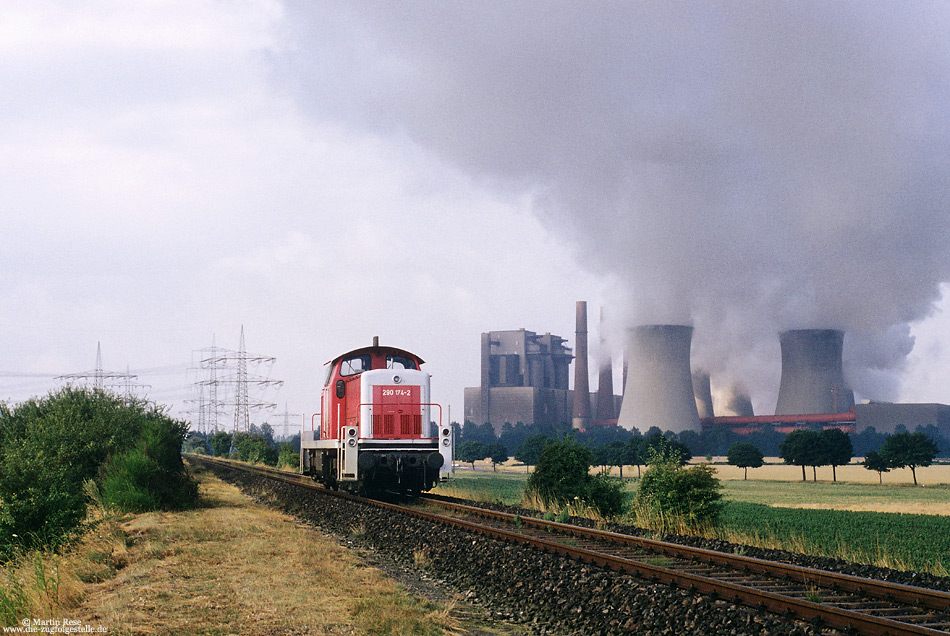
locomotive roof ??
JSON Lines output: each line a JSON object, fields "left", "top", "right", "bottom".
{"left": 326, "top": 344, "right": 425, "bottom": 366}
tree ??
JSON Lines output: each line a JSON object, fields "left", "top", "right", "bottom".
{"left": 862, "top": 450, "right": 891, "bottom": 484}
{"left": 780, "top": 429, "right": 821, "bottom": 481}
{"left": 628, "top": 436, "right": 648, "bottom": 477}
{"left": 726, "top": 442, "right": 763, "bottom": 480}
{"left": 514, "top": 434, "right": 554, "bottom": 471}
{"left": 487, "top": 443, "right": 509, "bottom": 471}
{"left": 880, "top": 431, "right": 938, "bottom": 485}
{"left": 644, "top": 431, "right": 692, "bottom": 466}
{"left": 209, "top": 430, "right": 232, "bottom": 457}
{"left": 457, "top": 440, "right": 488, "bottom": 469}
{"left": 591, "top": 440, "right": 628, "bottom": 477}
{"left": 819, "top": 428, "right": 853, "bottom": 482}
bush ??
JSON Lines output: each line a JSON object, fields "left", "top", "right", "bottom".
{"left": 0, "top": 388, "right": 145, "bottom": 554}
{"left": 277, "top": 443, "right": 299, "bottom": 471}
{"left": 0, "top": 387, "right": 197, "bottom": 555}
{"left": 99, "top": 417, "right": 198, "bottom": 513}
{"left": 634, "top": 448, "right": 723, "bottom": 530}
{"left": 232, "top": 432, "right": 279, "bottom": 466}
{"left": 525, "top": 438, "right": 626, "bottom": 518}
{"left": 208, "top": 431, "right": 232, "bottom": 457}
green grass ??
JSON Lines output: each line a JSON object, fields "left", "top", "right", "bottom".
{"left": 719, "top": 501, "right": 950, "bottom": 575}
{"left": 434, "top": 470, "right": 527, "bottom": 504}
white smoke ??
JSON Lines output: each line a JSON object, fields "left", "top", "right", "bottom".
{"left": 277, "top": 1, "right": 950, "bottom": 407}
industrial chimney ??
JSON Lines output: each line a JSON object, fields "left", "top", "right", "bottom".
{"left": 774, "top": 329, "right": 855, "bottom": 415}
{"left": 617, "top": 325, "right": 700, "bottom": 434}
{"left": 692, "top": 370, "right": 714, "bottom": 419}
{"left": 572, "top": 301, "right": 592, "bottom": 429}
{"left": 596, "top": 307, "right": 616, "bottom": 420}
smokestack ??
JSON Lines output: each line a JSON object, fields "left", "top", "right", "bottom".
{"left": 479, "top": 332, "right": 491, "bottom": 425}
{"left": 572, "top": 301, "right": 592, "bottom": 429}
{"left": 774, "top": 329, "right": 855, "bottom": 415}
{"left": 692, "top": 370, "right": 714, "bottom": 419}
{"left": 595, "top": 307, "right": 616, "bottom": 420}
{"left": 722, "top": 385, "right": 755, "bottom": 417}
{"left": 618, "top": 325, "right": 700, "bottom": 434}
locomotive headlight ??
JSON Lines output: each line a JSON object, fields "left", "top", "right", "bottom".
{"left": 393, "top": 375, "right": 402, "bottom": 384}
{"left": 442, "top": 438, "right": 450, "bottom": 446}
{"left": 348, "top": 438, "right": 356, "bottom": 447}
{"left": 441, "top": 428, "right": 450, "bottom": 437}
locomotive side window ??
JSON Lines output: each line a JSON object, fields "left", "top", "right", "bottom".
{"left": 340, "top": 354, "right": 371, "bottom": 376}
{"left": 386, "top": 355, "right": 417, "bottom": 370}
{"left": 322, "top": 363, "right": 333, "bottom": 386}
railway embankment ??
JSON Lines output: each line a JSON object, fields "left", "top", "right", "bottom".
{"left": 203, "top": 459, "right": 820, "bottom": 636}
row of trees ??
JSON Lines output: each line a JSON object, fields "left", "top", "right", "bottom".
{"left": 461, "top": 417, "right": 950, "bottom": 461}
{"left": 777, "top": 428, "right": 939, "bottom": 484}
{"left": 457, "top": 429, "right": 693, "bottom": 477}
{"left": 461, "top": 418, "right": 944, "bottom": 478}
{"left": 186, "top": 425, "right": 299, "bottom": 470}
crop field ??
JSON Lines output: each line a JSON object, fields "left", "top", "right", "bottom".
{"left": 721, "top": 502, "right": 950, "bottom": 575}
{"left": 439, "top": 462, "right": 950, "bottom": 575}
{"left": 707, "top": 459, "right": 950, "bottom": 487}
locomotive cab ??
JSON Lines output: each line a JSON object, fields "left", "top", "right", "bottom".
{"left": 301, "top": 339, "right": 453, "bottom": 494}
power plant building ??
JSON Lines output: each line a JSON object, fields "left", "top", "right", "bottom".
{"left": 464, "top": 329, "right": 574, "bottom": 431}
{"left": 464, "top": 316, "right": 622, "bottom": 432}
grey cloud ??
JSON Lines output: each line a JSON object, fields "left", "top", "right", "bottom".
{"left": 280, "top": 1, "right": 950, "bottom": 403}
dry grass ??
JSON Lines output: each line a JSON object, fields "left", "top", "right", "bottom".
{"left": 706, "top": 459, "right": 950, "bottom": 486}
{"left": 69, "top": 464, "right": 457, "bottom": 635}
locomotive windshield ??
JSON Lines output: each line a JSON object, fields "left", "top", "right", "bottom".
{"left": 386, "top": 355, "right": 417, "bottom": 370}
{"left": 340, "top": 354, "right": 371, "bottom": 376}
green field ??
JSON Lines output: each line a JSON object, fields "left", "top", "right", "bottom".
{"left": 721, "top": 502, "right": 950, "bottom": 575}
{"left": 436, "top": 468, "right": 950, "bottom": 575}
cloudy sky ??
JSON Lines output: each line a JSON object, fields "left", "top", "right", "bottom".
{"left": 3, "top": 1, "right": 950, "bottom": 432}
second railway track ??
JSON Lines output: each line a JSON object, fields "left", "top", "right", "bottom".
{"left": 194, "top": 456, "right": 950, "bottom": 636}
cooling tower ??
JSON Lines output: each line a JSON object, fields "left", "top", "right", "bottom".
{"left": 774, "top": 329, "right": 855, "bottom": 415}
{"left": 617, "top": 325, "right": 700, "bottom": 434}
{"left": 692, "top": 370, "right": 714, "bottom": 418}
{"left": 596, "top": 307, "right": 616, "bottom": 420}
{"left": 572, "top": 301, "right": 592, "bottom": 429}
{"left": 722, "top": 385, "right": 755, "bottom": 417}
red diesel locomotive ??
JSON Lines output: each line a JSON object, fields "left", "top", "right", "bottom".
{"left": 300, "top": 338, "right": 453, "bottom": 493}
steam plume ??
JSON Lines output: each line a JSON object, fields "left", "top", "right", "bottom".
{"left": 281, "top": 2, "right": 950, "bottom": 406}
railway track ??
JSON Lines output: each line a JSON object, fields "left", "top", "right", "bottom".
{"left": 193, "top": 456, "right": 950, "bottom": 635}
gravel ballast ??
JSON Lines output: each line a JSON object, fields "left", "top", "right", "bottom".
{"left": 202, "top": 461, "right": 830, "bottom": 636}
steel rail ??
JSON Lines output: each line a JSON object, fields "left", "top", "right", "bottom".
{"left": 193, "top": 457, "right": 950, "bottom": 636}
{"left": 421, "top": 495, "right": 950, "bottom": 613}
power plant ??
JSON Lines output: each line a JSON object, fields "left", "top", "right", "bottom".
{"left": 465, "top": 303, "right": 949, "bottom": 439}
{"left": 595, "top": 308, "right": 617, "bottom": 422}
{"left": 774, "top": 329, "right": 855, "bottom": 415}
{"left": 692, "top": 370, "right": 714, "bottom": 419}
{"left": 572, "top": 301, "right": 592, "bottom": 430}
{"left": 617, "top": 325, "right": 701, "bottom": 434}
